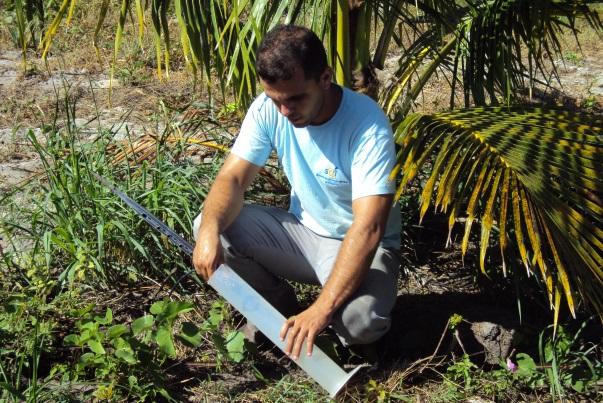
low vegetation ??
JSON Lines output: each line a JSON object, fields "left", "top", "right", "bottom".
{"left": 1, "top": 0, "right": 602, "bottom": 401}
{"left": 0, "top": 93, "right": 599, "bottom": 401}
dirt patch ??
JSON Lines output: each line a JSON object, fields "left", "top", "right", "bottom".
{"left": 0, "top": 47, "right": 200, "bottom": 194}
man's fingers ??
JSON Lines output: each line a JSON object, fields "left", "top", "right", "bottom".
{"left": 291, "top": 328, "right": 307, "bottom": 360}
{"left": 279, "top": 316, "right": 295, "bottom": 340}
{"left": 280, "top": 310, "right": 326, "bottom": 360}
{"left": 193, "top": 255, "right": 221, "bottom": 281}
{"left": 284, "top": 324, "right": 301, "bottom": 356}
{"left": 306, "top": 330, "right": 316, "bottom": 357}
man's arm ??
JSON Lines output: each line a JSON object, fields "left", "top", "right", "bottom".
{"left": 279, "top": 193, "right": 393, "bottom": 359}
{"left": 192, "top": 154, "right": 262, "bottom": 280}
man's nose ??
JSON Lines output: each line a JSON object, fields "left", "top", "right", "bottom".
{"left": 279, "top": 103, "right": 293, "bottom": 117}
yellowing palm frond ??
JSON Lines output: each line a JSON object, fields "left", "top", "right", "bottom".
{"left": 394, "top": 106, "right": 603, "bottom": 318}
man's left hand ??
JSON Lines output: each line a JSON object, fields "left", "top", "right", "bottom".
{"left": 279, "top": 303, "right": 332, "bottom": 360}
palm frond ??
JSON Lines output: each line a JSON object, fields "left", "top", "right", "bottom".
{"left": 383, "top": 0, "right": 602, "bottom": 117}
{"left": 394, "top": 106, "right": 603, "bottom": 319}
{"left": 459, "top": 0, "right": 602, "bottom": 106}
{"left": 39, "top": 0, "right": 74, "bottom": 59}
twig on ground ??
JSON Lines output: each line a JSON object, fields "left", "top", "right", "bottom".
{"left": 420, "top": 318, "right": 451, "bottom": 373}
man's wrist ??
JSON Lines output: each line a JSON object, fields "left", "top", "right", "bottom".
{"left": 199, "top": 220, "right": 221, "bottom": 237}
{"left": 313, "top": 293, "right": 340, "bottom": 317}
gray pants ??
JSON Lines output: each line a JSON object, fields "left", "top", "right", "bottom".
{"left": 193, "top": 204, "right": 400, "bottom": 345}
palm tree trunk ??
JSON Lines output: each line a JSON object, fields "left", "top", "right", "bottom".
{"left": 349, "top": 1, "right": 378, "bottom": 97}
{"left": 335, "top": 0, "right": 351, "bottom": 87}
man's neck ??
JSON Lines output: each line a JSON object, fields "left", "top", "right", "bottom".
{"left": 311, "top": 84, "right": 342, "bottom": 126}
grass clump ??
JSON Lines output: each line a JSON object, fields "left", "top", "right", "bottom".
{"left": 0, "top": 102, "right": 238, "bottom": 400}
{"left": 2, "top": 118, "right": 210, "bottom": 290}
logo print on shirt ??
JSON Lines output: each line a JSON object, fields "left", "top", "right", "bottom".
{"left": 324, "top": 168, "right": 337, "bottom": 179}
{"left": 316, "top": 166, "right": 348, "bottom": 186}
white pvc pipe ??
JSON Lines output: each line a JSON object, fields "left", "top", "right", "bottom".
{"left": 208, "top": 264, "right": 361, "bottom": 398}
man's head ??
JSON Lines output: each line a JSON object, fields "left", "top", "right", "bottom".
{"left": 256, "top": 25, "right": 327, "bottom": 83}
{"left": 256, "top": 25, "right": 334, "bottom": 127}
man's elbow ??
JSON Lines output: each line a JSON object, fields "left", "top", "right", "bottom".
{"left": 354, "top": 220, "right": 387, "bottom": 245}
{"left": 213, "top": 171, "right": 246, "bottom": 194}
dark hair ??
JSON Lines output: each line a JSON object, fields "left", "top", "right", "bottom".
{"left": 256, "top": 25, "right": 328, "bottom": 83}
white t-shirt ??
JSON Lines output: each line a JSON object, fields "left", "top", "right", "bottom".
{"left": 231, "top": 86, "right": 401, "bottom": 248}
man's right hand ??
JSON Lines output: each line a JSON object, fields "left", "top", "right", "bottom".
{"left": 192, "top": 230, "right": 224, "bottom": 281}
{"left": 191, "top": 155, "right": 262, "bottom": 280}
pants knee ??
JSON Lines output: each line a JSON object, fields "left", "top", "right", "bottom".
{"left": 335, "top": 296, "right": 392, "bottom": 345}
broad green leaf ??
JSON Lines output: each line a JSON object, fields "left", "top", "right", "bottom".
{"left": 115, "top": 348, "right": 137, "bottom": 364}
{"left": 225, "top": 330, "right": 246, "bottom": 363}
{"left": 572, "top": 380, "right": 584, "bottom": 393}
{"left": 151, "top": 300, "right": 194, "bottom": 323}
{"left": 79, "top": 352, "right": 96, "bottom": 364}
{"left": 87, "top": 339, "right": 106, "bottom": 355}
{"left": 515, "top": 353, "right": 538, "bottom": 378}
{"left": 63, "top": 334, "right": 80, "bottom": 346}
{"left": 155, "top": 325, "right": 176, "bottom": 357}
{"left": 107, "top": 324, "right": 129, "bottom": 339}
{"left": 178, "top": 322, "right": 203, "bottom": 348}
{"left": 95, "top": 308, "right": 113, "bottom": 325}
{"left": 150, "top": 300, "right": 167, "bottom": 315}
{"left": 132, "top": 315, "right": 154, "bottom": 336}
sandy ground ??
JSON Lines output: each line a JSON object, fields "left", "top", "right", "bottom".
{"left": 2, "top": 36, "right": 601, "bottom": 190}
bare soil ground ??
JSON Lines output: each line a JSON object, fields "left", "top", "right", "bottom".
{"left": 1, "top": 16, "right": 602, "bottom": 401}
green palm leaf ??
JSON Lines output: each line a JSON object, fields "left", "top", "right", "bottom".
{"left": 394, "top": 106, "right": 603, "bottom": 320}
{"left": 460, "top": 0, "right": 603, "bottom": 106}
{"left": 383, "top": 0, "right": 602, "bottom": 118}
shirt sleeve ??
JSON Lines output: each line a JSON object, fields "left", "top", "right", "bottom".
{"left": 350, "top": 113, "right": 397, "bottom": 200}
{"left": 230, "top": 99, "right": 273, "bottom": 167}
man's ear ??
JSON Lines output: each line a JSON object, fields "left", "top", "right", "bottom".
{"left": 319, "top": 68, "right": 333, "bottom": 89}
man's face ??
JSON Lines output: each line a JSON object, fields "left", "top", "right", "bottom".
{"left": 260, "top": 66, "right": 332, "bottom": 128}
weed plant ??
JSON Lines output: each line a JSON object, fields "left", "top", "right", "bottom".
{"left": 1, "top": 116, "right": 210, "bottom": 291}
{"left": 0, "top": 93, "right": 235, "bottom": 400}
{"left": 431, "top": 318, "right": 603, "bottom": 402}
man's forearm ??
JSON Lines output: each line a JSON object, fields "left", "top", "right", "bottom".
{"left": 199, "top": 174, "right": 246, "bottom": 235}
{"left": 193, "top": 155, "right": 261, "bottom": 280}
{"left": 313, "top": 221, "right": 383, "bottom": 315}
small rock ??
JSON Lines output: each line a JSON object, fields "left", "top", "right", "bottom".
{"left": 0, "top": 50, "right": 23, "bottom": 62}
{"left": 591, "top": 77, "right": 603, "bottom": 96}
{"left": 561, "top": 65, "right": 578, "bottom": 73}
{"left": 91, "top": 78, "right": 116, "bottom": 89}
{"left": 73, "top": 118, "right": 90, "bottom": 128}
{"left": 470, "top": 321, "right": 515, "bottom": 364}
{"left": 590, "top": 88, "right": 603, "bottom": 96}
{"left": 0, "top": 158, "right": 43, "bottom": 189}
{"left": 467, "top": 398, "right": 494, "bottom": 403}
